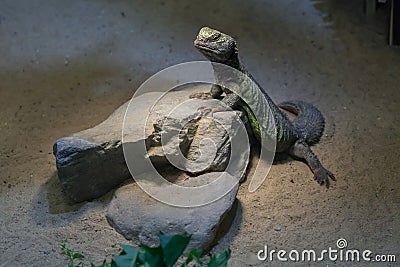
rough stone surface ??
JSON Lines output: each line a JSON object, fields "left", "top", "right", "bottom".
{"left": 184, "top": 111, "right": 250, "bottom": 181}
{"left": 106, "top": 172, "right": 239, "bottom": 252}
{"left": 53, "top": 95, "right": 155, "bottom": 203}
{"left": 53, "top": 137, "right": 129, "bottom": 203}
{"left": 148, "top": 99, "right": 250, "bottom": 180}
{"left": 53, "top": 85, "right": 250, "bottom": 203}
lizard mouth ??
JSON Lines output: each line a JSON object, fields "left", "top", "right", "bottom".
{"left": 194, "top": 39, "right": 223, "bottom": 55}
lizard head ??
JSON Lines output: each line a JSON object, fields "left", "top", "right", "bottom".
{"left": 194, "top": 27, "right": 238, "bottom": 63}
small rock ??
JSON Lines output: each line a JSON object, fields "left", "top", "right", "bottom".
{"left": 274, "top": 225, "right": 281, "bottom": 232}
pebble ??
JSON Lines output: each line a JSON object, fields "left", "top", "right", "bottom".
{"left": 274, "top": 225, "right": 281, "bottom": 231}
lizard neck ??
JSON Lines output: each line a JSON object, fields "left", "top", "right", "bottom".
{"left": 225, "top": 56, "right": 240, "bottom": 70}
{"left": 235, "top": 60, "right": 298, "bottom": 151}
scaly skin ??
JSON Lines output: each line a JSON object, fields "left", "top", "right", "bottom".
{"left": 191, "top": 27, "right": 335, "bottom": 187}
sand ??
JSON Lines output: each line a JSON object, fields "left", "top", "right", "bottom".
{"left": 0, "top": 0, "right": 399, "bottom": 266}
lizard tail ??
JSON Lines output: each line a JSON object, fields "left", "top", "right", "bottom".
{"left": 278, "top": 100, "right": 325, "bottom": 145}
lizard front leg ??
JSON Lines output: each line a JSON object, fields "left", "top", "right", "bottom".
{"left": 288, "top": 140, "right": 335, "bottom": 187}
{"left": 190, "top": 84, "right": 224, "bottom": 99}
{"left": 221, "top": 92, "right": 242, "bottom": 109}
{"left": 197, "top": 92, "right": 242, "bottom": 115}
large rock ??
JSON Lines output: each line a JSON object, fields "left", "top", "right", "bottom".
{"left": 53, "top": 101, "right": 131, "bottom": 204}
{"left": 106, "top": 172, "right": 239, "bottom": 252}
{"left": 53, "top": 84, "right": 250, "bottom": 203}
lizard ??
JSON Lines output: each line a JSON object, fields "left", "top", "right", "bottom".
{"left": 190, "top": 26, "right": 335, "bottom": 187}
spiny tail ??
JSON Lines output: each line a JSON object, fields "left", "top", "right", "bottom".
{"left": 278, "top": 100, "right": 325, "bottom": 145}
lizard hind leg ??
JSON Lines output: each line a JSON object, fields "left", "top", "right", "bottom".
{"left": 279, "top": 100, "right": 325, "bottom": 145}
{"left": 288, "top": 140, "right": 335, "bottom": 188}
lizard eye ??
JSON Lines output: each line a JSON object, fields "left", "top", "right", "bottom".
{"left": 210, "top": 32, "right": 221, "bottom": 41}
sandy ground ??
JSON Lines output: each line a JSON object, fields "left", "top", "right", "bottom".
{"left": 0, "top": 0, "right": 399, "bottom": 266}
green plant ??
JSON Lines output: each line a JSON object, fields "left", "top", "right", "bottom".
{"left": 61, "top": 232, "right": 230, "bottom": 267}
{"left": 60, "top": 243, "right": 86, "bottom": 267}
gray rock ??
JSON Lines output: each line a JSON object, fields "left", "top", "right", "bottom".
{"left": 53, "top": 94, "right": 157, "bottom": 203}
{"left": 106, "top": 172, "right": 239, "bottom": 252}
{"left": 184, "top": 111, "right": 250, "bottom": 182}
{"left": 148, "top": 99, "right": 250, "bottom": 181}
{"left": 53, "top": 84, "right": 250, "bottom": 203}
{"left": 53, "top": 137, "right": 129, "bottom": 203}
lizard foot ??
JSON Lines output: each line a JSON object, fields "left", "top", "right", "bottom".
{"left": 197, "top": 106, "right": 229, "bottom": 117}
{"left": 197, "top": 106, "right": 213, "bottom": 116}
{"left": 314, "top": 167, "right": 335, "bottom": 188}
{"left": 189, "top": 92, "right": 212, "bottom": 99}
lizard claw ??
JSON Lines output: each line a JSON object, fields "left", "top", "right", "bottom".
{"left": 197, "top": 106, "right": 229, "bottom": 117}
{"left": 313, "top": 167, "right": 335, "bottom": 188}
{"left": 190, "top": 92, "right": 212, "bottom": 99}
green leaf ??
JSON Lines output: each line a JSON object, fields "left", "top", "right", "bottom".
{"left": 73, "top": 252, "right": 85, "bottom": 259}
{"left": 140, "top": 244, "right": 165, "bottom": 267}
{"left": 181, "top": 248, "right": 203, "bottom": 267}
{"left": 159, "top": 232, "right": 191, "bottom": 267}
{"left": 207, "top": 249, "right": 231, "bottom": 267}
{"left": 62, "top": 246, "right": 72, "bottom": 257}
{"left": 60, "top": 234, "right": 230, "bottom": 267}
{"left": 119, "top": 244, "right": 140, "bottom": 257}
{"left": 112, "top": 244, "right": 139, "bottom": 267}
